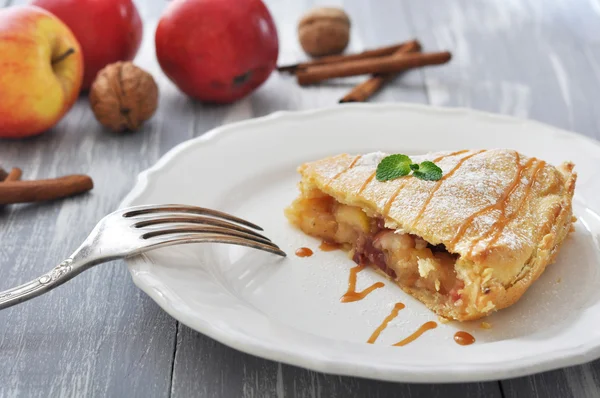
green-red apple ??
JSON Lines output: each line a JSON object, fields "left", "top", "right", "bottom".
{"left": 0, "top": 5, "right": 83, "bottom": 139}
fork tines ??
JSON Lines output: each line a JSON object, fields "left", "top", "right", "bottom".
{"left": 124, "top": 204, "right": 286, "bottom": 257}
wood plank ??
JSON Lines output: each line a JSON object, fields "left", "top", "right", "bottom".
{"left": 401, "top": 0, "right": 600, "bottom": 140}
{"left": 400, "top": 0, "right": 600, "bottom": 397}
{"left": 172, "top": 324, "right": 503, "bottom": 398}
{"left": 0, "top": 1, "right": 178, "bottom": 397}
{"left": 169, "top": 0, "right": 501, "bottom": 397}
{"left": 503, "top": 366, "right": 600, "bottom": 398}
{"left": 0, "top": 101, "right": 177, "bottom": 398}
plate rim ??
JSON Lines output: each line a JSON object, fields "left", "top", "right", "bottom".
{"left": 119, "top": 102, "right": 600, "bottom": 383}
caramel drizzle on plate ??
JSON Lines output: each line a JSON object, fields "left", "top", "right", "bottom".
{"left": 454, "top": 331, "right": 476, "bottom": 346}
{"left": 368, "top": 304, "right": 438, "bottom": 346}
{"left": 393, "top": 321, "right": 438, "bottom": 346}
{"left": 367, "top": 303, "right": 405, "bottom": 343}
{"left": 340, "top": 264, "right": 384, "bottom": 303}
{"left": 295, "top": 247, "right": 314, "bottom": 257}
{"left": 412, "top": 150, "right": 487, "bottom": 227}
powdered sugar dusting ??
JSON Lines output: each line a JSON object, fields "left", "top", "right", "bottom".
{"left": 411, "top": 150, "right": 528, "bottom": 250}
{"left": 316, "top": 155, "right": 355, "bottom": 180}
{"left": 355, "top": 151, "right": 387, "bottom": 168}
{"left": 319, "top": 148, "right": 549, "bottom": 261}
{"left": 353, "top": 151, "right": 457, "bottom": 169}
{"left": 320, "top": 164, "right": 348, "bottom": 180}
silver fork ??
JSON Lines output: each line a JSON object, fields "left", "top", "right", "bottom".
{"left": 0, "top": 204, "right": 286, "bottom": 310}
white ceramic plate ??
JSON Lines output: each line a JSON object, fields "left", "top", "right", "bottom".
{"left": 120, "top": 103, "right": 600, "bottom": 383}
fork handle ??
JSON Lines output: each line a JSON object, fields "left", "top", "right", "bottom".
{"left": 0, "top": 258, "right": 84, "bottom": 310}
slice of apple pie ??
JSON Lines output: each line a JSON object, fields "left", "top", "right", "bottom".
{"left": 285, "top": 149, "right": 576, "bottom": 321}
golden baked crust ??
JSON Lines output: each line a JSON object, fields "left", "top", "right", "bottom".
{"left": 287, "top": 149, "right": 576, "bottom": 321}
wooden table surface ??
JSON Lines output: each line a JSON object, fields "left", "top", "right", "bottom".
{"left": 2, "top": 0, "right": 600, "bottom": 396}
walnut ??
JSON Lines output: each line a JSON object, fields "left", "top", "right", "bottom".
{"left": 89, "top": 62, "right": 159, "bottom": 133}
{"left": 298, "top": 7, "right": 350, "bottom": 57}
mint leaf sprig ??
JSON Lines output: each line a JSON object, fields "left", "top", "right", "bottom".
{"left": 376, "top": 154, "right": 443, "bottom": 182}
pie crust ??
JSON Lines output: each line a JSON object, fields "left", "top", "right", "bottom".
{"left": 285, "top": 149, "right": 576, "bottom": 321}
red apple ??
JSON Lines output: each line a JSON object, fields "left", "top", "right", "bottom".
{"left": 155, "top": 0, "right": 279, "bottom": 104}
{"left": 0, "top": 6, "right": 83, "bottom": 139}
{"left": 32, "top": 0, "right": 143, "bottom": 90}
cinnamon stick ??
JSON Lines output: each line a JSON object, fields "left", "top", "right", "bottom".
{"left": 5, "top": 168, "right": 22, "bottom": 182}
{"left": 0, "top": 175, "right": 94, "bottom": 205}
{"left": 339, "top": 41, "right": 421, "bottom": 103}
{"left": 296, "top": 51, "right": 452, "bottom": 86}
{"left": 278, "top": 40, "right": 420, "bottom": 74}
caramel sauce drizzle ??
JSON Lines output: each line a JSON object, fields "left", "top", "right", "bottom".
{"left": 484, "top": 160, "right": 546, "bottom": 250}
{"left": 358, "top": 171, "right": 376, "bottom": 194}
{"left": 348, "top": 154, "right": 362, "bottom": 168}
{"left": 295, "top": 247, "right": 314, "bottom": 257}
{"left": 412, "top": 150, "right": 487, "bottom": 227}
{"left": 383, "top": 179, "right": 409, "bottom": 216}
{"left": 340, "top": 264, "right": 385, "bottom": 303}
{"left": 433, "top": 149, "right": 469, "bottom": 163}
{"left": 368, "top": 305, "right": 437, "bottom": 347}
{"left": 393, "top": 321, "right": 438, "bottom": 346}
{"left": 454, "top": 331, "right": 475, "bottom": 346}
{"left": 383, "top": 150, "right": 470, "bottom": 216}
{"left": 329, "top": 155, "right": 362, "bottom": 184}
{"left": 449, "top": 152, "right": 534, "bottom": 251}
{"left": 463, "top": 156, "right": 538, "bottom": 255}
{"left": 367, "top": 303, "right": 405, "bottom": 343}
{"left": 357, "top": 150, "right": 468, "bottom": 200}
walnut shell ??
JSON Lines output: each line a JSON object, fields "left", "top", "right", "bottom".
{"left": 298, "top": 7, "right": 351, "bottom": 57}
{"left": 89, "top": 62, "right": 159, "bottom": 133}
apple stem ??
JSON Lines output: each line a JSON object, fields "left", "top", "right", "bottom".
{"left": 52, "top": 48, "right": 75, "bottom": 65}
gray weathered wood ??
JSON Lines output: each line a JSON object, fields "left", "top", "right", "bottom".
{"left": 401, "top": 0, "right": 600, "bottom": 141}
{"left": 503, "top": 367, "right": 600, "bottom": 398}
{"left": 400, "top": 0, "right": 600, "bottom": 397}
{"left": 2, "top": 0, "right": 600, "bottom": 396}
{"left": 0, "top": 1, "right": 178, "bottom": 397}
{"left": 172, "top": 324, "right": 502, "bottom": 398}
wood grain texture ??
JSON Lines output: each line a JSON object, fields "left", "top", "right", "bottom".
{"left": 400, "top": 0, "right": 600, "bottom": 397}
{"left": 401, "top": 0, "right": 600, "bottom": 141}
{"left": 172, "top": 324, "right": 502, "bottom": 398}
{"left": 1, "top": 0, "right": 600, "bottom": 397}
{"left": 0, "top": 1, "right": 178, "bottom": 397}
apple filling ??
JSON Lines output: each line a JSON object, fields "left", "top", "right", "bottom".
{"left": 285, "top": 189, "right": 465, "bottom": 306}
